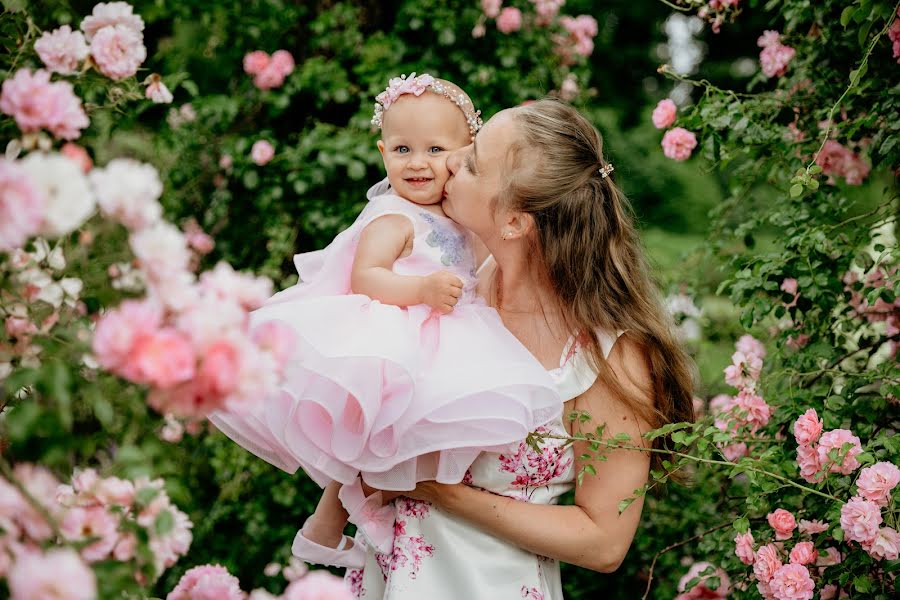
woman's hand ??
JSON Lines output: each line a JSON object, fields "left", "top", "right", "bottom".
{"left": 360, "top": 479, "right": 458, "bottom": 506}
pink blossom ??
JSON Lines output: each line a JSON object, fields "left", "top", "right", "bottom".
{"left": 81, "top": 2, "right": 145, "bottom": 41}
{"left": 496, "top": 7, "right": 523, "bottom": 34}
{"left": 113, "top": 532, "right": 137, "bottom": 561}
{"left": 890, "top": 17, "right": 900, "bottom": 63}
{"left": 196, "top": 339, "right": 242, "bottom": 398}
{"left": 199, "top": 262, "right": 273, "bottom": 310}
{"left": 184, "top": 219, "right": 215, "bottom": 254}
{"left": 243, "top": 51, "right": 270, "bottom": 75}
{"left": 130, "top": 221, "right": 192, "bottom": 284}
{"left": 840, "top": 496, "right": 882, "bottom": 544}
{"left": 6, "top": 548, "right": 96, "bottom": 600}
{"left": 532, "top": 0, "right": 564, "bottom": 23}
{"left": 797, "top": 519, "right": 828, "bottom": 535}
{"left": 796, "top": 444, "right": 821, "bottom": 483}
{"left": 792, "top": 409, "right": 822, "bottom": 446}
{"left": 251, "top": 140, "right": 275, "bottom": 165}
{"left": 0, "top": 159, "right": 44, "bottom": 251}
{"left": 768, "top": 563, "right": 814, "bottom": 600}
{"left": 819, "top": 585, "right": 838, "bottom": 600}
{"left": 721, "top": 442, "right": 748, "bottom": 462}
{"left": 35, "top": 25, "right": 89, "bottom": 75}
{"left": 61, "top": 142, "right": 93, "bottom": 173}
{"left": 675, "top": 561, "right": 730, "bottom": 599}
{"left": 856, "top": 462, "right": 900, "bottom": 507}
{"left": 90, "top": 24, "right": 147, "bottom": 80}
{"left": 767, "top": 508, "right": 797, "bottom": 541}
{"left": 780, "top": 278, "right": 798, "bottom": 296}
{"left": 130, "top": 327, "right": 196, "bottom": 388}
{"left": 788, "top": 541, "right": 818, "bottom": 566}
{"left": 0, "top": 464, "right": 60, "bottom": 542}
{"left": 709, "top": 394, "right": 732, "bottom": 415}
{"left": 759, "top": 42, "right": 796, "bottom": 78}
{"left": 5, "top": 316, "right": 36, "bottom": 339}
{"left": 816, "top": 547, "right": 841, "bottom": 566}
{"left": 0, "top": 69, "right": 89, "bottom": 139}
{"left": 753, "top": 543, "right": 782, "bottom": 583}
{"left": 652, "top": 99, "right": 677, "bottom": 129}
{"left": 733, "top": 389, "right": 770, "bottom": 431}
{"left": 785, "top": 332, "right": 810, "bottom": 349}
{"left": 816, "top": 429, "right": 862, "bottom": 475}
{"left": 815, "top": 140, "right": 870, "bottom": 186}
{"left": 253, "top": 63, "right": 288, "bottom": 90}
{"left": 96, "top": 476, "right": 135, "bottom": 507}
{"left": 60, "top": 506, "right": 119, "bottom": 562}
{"left": 92, "top": 299, "right": 163, "bottom": 373}
{"left": 736, "top": 334, "right": 766, "bottom": 359}
{"left": 471, "top": 23, "right": 487, "bottom": 38}
{"left": 282, "top": 570, "right": 354, "bottom": 600}
{"left": 271, "top": 50, "right": 295, "bottom": 76}
{"left": 661, "top": 127, "right": 698, "bottom": 161}
{"left": 865, "top": 526, "right": 899, "bottom": 561}
{"left": 757, "top": 30, "right": 781, "bottom": 48}
{"left": 481, "top": 0, "right": 502, "bottom": 19}
{"left": 90, "top": 157, "right": 163, "bottom": 230}
{"left": 167, "top": 564, "right": 245, "bottom": 600}
{"left": 734, "top": 530, "right": 755, "bottom": 565}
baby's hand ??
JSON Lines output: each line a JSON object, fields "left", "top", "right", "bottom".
{"left": 419, "top": 271, "right": 464, "bottom": 314}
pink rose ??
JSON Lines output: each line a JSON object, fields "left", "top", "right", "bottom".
{"left": 780, "top": 277, "right": 798, "bottom": 296}
{"left": 734, "top": 530, "right": 755, "bottom": 565}
{"left": 146, "top": 74, "right": 174, "bottom": 104}
{"left": 840, "top": 495, "right": 882, "bottom": 544}
{"left": 0, "top": 69, "right": 89, "bottom": 140}
{"left": 675, "top": 561, "right": 730, "bottom": 599}
{"left": 90, "top": 24, "right": 147, "bottom": 80}
{"left": 130, "top": 327, "right": 196, "bottom": 388}
{"left": 797, "top": 519, "right": 828, "bottom": 535}
{"left": 721, "top": 442, "right": 748, "bottom": 462}
{"left": 816, "top": 547, "right": 841, "bottom": 567}
{"left": 0, "top": 159, "right": 44, "bottom": 252}
{"left": 251, "top": 140, "right": 275, "bottom": 165}
{"left": 736, "top": 334, "right": 766, "bottom": 359}
{"left": 709, "top": 394, "right": 732, "bottom": 415}
{"left": 753, "top": 543, "right": 782, "bottom": 583}
{"left": 7, "top": 548, "right": 96, "bottom": 600}
{"left": 481, "top": 0, "right": 502, "bottom": 19}
{"left": 767, "top": 508, "right": 797, "bottom": 541}
{"left": 113, "top": 532, "right": 137, "bottom": 561}
{"left": 792, "top": 408, "right": 822, "bottom": 446}
{"left": 856, "top": 461, "right": 900, "bottom": 507}
{"left": 865, "top": 526, "right": 899, "bottom": 561}
{"left": 35, "top": 25, "right": 89, "bottom": 75}
{"left": 92, "top": 299, "right": 163, "bottom": 373}
{"left": 757, "top": 30, "right": 781, "bottom": 48}
{"left": 768, "top": 563, "right": 814, "bottom": 600}
{"left": 496, "top": 7, "right": 523, "bottom": 34}
{"left": 759, "top": 42, "right": 796, "bottom": 78}
{"left": 61, "top": 142, "right": 93, "bottom": 173}
{"left": 167, "top": 564, "right": 245, "bottom": 600}
{"left": 788, "top": 541, "right": 818, "bottom": 565}
{"left": 661, "top": 127, "right": 698, "bottom": 161}
{"left": 652, "top": 99, "right": 677, "bottom": 129}
{"left": 796, "top": 444, "right": 821, "bottom": 483}
{"left": 271, "top": 50, "right": 295, "bottom": 76}
{"left": 243, "top": 51, "right": 270, "bottom": 75}
{"left": 815, "top": 140, "right": 870, "bottom": 186}
{"left": 253, "top": 63, "right": 287, "bottom": 90}
{"left": 282, "top": 570, "right": 354, "bottom": 600}
{"left": 60, "top": 506, "right": 119, "bottom": 562}
{"left": 559, "top": 15, "right": 598, "bottom": 56}
{"left": 733, "top": 389, "right": 770, "bottom": 431}
{"left": 80, "top": 2, "right": 145, "bottom": 41}
{"left": 196, "top": 339, "right": 241, "bottom": 398}
{"left": 96, "top": 476, "right": 135, "bottom": 507}
{"left": 816, "top": 429, "right": 862, "bottom": 475}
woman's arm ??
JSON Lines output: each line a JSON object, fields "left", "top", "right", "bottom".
{"left": 405, "top": 336, "right": 654, "bottom": 573}
{"left": 350, "top": 215, "right": 463, "bottom": 313}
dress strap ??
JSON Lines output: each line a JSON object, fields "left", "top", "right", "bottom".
{"left": 475, "top": 254, "right": 495, "bottom": 276}
{"left": 551, "top": 329, "right": 624, "bottom": 401}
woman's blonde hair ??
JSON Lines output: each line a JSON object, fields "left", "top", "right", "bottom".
{"left": 501, "top": 99, "right": 696, "bottom": 473}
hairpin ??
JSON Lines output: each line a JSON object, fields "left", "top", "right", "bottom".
{"left": 598, "top": 163, "right": 614, "bottom": 179}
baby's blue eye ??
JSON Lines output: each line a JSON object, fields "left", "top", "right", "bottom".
{"left": 394, "top": 146, "right": 410, "bottom": 154}
{"left": 429, "top": 146, "right": 444, "bottom": 153}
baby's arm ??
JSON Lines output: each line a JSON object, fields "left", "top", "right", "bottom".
{"left": 351, "top": 215, "right": 463, "bottom": 313}
{"left": 302, "top": 481, "right": 349, "bottom": 548}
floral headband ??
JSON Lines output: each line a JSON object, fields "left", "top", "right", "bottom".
{"left": 371, "top": 72, "right": 484, "bottom": 140}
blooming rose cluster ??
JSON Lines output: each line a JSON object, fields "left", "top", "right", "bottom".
{"left": 0, "top": 465, "right": 192, "bottom": 596}
{"left": 814, "top": 140, "right": 871, "bottom": 186}
{"left": 792, "top": 408, "right": 864, "bottom": 484}
{"left": 166, "top": 564, "right": 354, "bottom": 600}
{"left": 712, "top": 336, "right": 772, "bottom": 460}
{"left": 556, "top": 15, "right": 599, "bottom": 59}
{"left": 839, "top": 462, "right": 900, "bottom": 561}
{"left": 757, "top": 30, "right": 796, "bottom": 78}
{"left": 0, "top": 70, "right": 89, "bottom": 140}
{"left": 243, "top": 50, "right": 296, "bottom": 90}
{"left": 81, "top": 2, "right": 147, "bottom": 80}
{"left": 697, "top": 0, "right": 741, "bottom": 34}
{"left": 674, "top": 561, "right": 730, "bottom": 600}
{"left": 650, "top": 98, "right": 700, "bottom": 162}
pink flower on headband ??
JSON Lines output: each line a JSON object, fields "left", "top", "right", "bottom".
{"left": 375, "top": 72, "right": 435, "bottom": 111}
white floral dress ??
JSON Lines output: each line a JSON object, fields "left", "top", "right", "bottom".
{"left": 345, "top": 330, "right": 622, "bottom": 600}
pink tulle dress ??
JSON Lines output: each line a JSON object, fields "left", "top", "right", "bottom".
{"left": 210, "top": 180, "right": 561, "bottom": 491}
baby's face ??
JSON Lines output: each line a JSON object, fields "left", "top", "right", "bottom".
{"left": 377, "top": 92, "right": 472, "bottom": 206}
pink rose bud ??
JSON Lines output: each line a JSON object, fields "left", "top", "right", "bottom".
{"left": 243, "top": 51, "right": 270, "bottom": 75}
{"left": 651, "top": 99, "right": 677, "bottom": 129}
{"left": 788, "top": 541, "right": 818, "bottom": 565}
{"left": 792, "top": 408, "right": 823, "bottom": 446}
{"left": 496, "top": 7, "right": 523, "bottom": 34}
{"left": 251, "top": 140, "right": 275, "bottom": 165}
{"left": 661, "top": 127, "right": 698, "bottom": 161}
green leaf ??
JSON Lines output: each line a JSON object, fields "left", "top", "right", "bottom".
{"left": 790, "top": 184, "right": 803, "bottom": 198}
{"left": 617, "top": 497, "right": 636, "bottom": 514}
{"left": 853, "top": 575, "right": 872, "bottom": 593}
{"left": 840, "top": 6, "right": 855, "bottom": 27}
{"left": 154, "top": 509, "right": 174, "bottom": 536}
{"left": 733, "top": 516, "right": 750, "bottom": 533}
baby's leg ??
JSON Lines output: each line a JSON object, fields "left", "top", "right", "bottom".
{"left": 303, "top": 480, "right": 350, "bottom": 548}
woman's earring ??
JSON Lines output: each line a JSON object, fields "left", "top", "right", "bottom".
{"left": 501, "top": 231, "right": 510, "bottom": 240}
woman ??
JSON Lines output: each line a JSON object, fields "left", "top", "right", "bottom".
{"left": 308, "top": 99, "right": 695, "bottom": 599}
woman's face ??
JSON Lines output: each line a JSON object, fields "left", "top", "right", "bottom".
{"left": 442, "top": 109, "right": 518, "bottom": 240}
